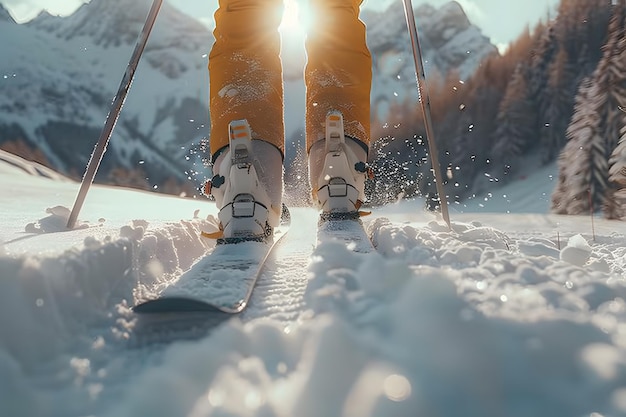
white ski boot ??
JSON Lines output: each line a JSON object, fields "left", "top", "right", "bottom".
{"left": 309, "top": 111, "right": 372, "bottom": 220}
{"left": 206, "top": 119, "right": 283, "bottom": 242}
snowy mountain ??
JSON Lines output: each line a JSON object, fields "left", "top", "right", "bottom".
{"left": 0, "top": 3, "right": 14, "bottom": 23}
{"left": 0, "top": 0, "right": 213, "bottom": 187}
{"left": 0, "top": 0, "right": 495, "bottom": 191}
{"left": 2, "top": 146, "right": 626, "bottom": 417}
{"left": 364, "top": 1, "right": 497, "bottom": 118}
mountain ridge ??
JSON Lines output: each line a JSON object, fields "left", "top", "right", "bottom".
{"left": 0, "top": 3, "right": 14, "bottom": 23}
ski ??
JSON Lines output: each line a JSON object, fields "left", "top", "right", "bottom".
{"left": 133, "top": 219, "right": 289, "bottom": 315}
{"left": 134, "top": 118, "right": 288, "bottom": 316}
{"left": 317, "top": 214, "right": 374, "bottom": 253}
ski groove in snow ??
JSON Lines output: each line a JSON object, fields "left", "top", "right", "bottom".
{"left": 243, "top": 208, "right": 317, "bottom": 323}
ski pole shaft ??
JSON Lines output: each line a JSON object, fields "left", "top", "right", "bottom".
{"left": 67, "top": 0, "right": 164, "bottom": 229}
{"left": 401, "top": 0, "right": 451, "bottom": 228}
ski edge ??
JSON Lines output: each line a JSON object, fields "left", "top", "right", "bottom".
{"left": 132, "top": 296, "right": 231, "bottom": 314}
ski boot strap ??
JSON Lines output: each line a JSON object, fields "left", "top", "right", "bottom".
{"left": 316, "top": 111, "right": 370, "bottom": 216}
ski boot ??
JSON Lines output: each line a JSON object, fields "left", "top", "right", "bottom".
{"left": 309, "top": 111, "right": 372, "bottom": 221}
{"left": 205, "top": 119, "right": 283, "bottom": 243}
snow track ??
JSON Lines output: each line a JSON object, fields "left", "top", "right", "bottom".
{"left": 3, "top": 155, "right": 626, "bottom": 417}
{"left": 243, "top": 208, "right": 317, "bottom": 323}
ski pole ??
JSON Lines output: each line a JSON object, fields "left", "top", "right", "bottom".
{"left": 67, "top": 0, "right": 164, "bottom": 229}
{"left": 401, "top": 0, "right": 451, "bottom": 228}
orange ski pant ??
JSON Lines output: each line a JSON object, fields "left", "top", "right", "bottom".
{"left": 208, "top": 0, "right": 372, "bottom": 160}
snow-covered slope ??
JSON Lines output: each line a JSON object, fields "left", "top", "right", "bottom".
{"left": 2, "top": 150, "right": 626, "bottom": 417}
{"left": 457, "top": 154, "right": 559, "bottom": 214}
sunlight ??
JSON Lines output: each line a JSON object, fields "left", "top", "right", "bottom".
{"left": 279, "top": 0, "right": 312, "bottom": 36}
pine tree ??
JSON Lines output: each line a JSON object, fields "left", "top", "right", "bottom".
{"left": 491, "top": 64, "right": 536, "bottom": 178}
{"left": 445, "top": 56, "right": 511, "bottom": 197}
{"left": 608, "top": 126, "right": 626, "bottom": 218}
{"left": 528, "top": 24, "right": 557, "bottom": 127}
{"left": 542, "top": 48, "right": 576, "bottom": 161}
{"left": 551, "top": 78, "right": 601, "bottom": 214}
{"left": 596, "top": 3, "right": 626, "bottom": 149}
{"left": 555, "top": 0, "right": 611, "bottom": 73}
{"left": 552, "top": 2, "right": 626, "bottom": 217}
{"left": 590, "top": 3, "right": 626, "bottom": 217}
{"left": 605, "top": 1, "right": 626, "bottom": 218}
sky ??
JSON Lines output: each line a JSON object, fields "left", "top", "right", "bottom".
{"left": 3, "top": 0, "right": 559, "bottom": 48}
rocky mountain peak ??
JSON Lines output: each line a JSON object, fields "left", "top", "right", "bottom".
{"left": 0, "top": 3, "right": 16, "bottom": 24}
{"left": 419, "top": 1, "right": 472, "bottom": 48}
{"left": 25, "top": 0, "right": 213, "bottom": 80}
{"left": 363, "top": 0, "right": 495, "bottom": 79}
{"left": 27, "top": 0, "right": 146, "bottom": 46}
{"left": 27, "top": 0, "right": 210, "bottom": 50}
{"left": 361, "top": 1, "right": 496, "bottom": 121}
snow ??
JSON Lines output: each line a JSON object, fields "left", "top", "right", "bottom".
{"left": 2, "top": 150, "right": 626, "bottom": 417}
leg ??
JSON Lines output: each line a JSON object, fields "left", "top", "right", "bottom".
{"left": 207, "top": 0, "right": 285, "bottom": 239}
{"left": 304, "top": 0, "right": 371, "bottom": 149}
{"left": 209, "top": 0, "right": 285, "bottom": 158}
{"left": 305, "top": 0, "right": 372, "bottom": 212}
